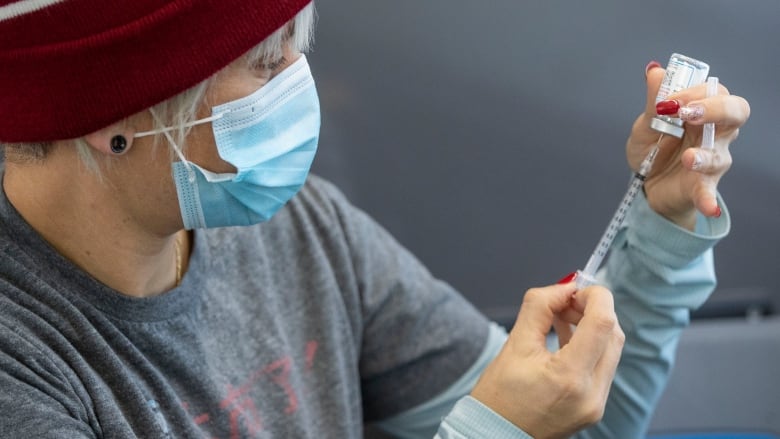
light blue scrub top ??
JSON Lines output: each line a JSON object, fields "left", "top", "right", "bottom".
{"left": 377, "top": 190, "right": 729, "bottom": 439}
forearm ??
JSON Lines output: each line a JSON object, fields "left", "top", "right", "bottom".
{"left": 377, "top": 192, "right": 729, "bottom": 439}
{"left": 375, "top": 323, "right": 521, "bottom": 439}
{"left": 578, "top": 191, "right": 729, "bottom": 438}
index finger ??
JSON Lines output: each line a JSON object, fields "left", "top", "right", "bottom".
{"left": 557, "top": 285, "right": 620, "bottom": 372}
{"left": 676, "top": 94, "right": 751, "bottom": 130}
{"left": 662, "top": 80, "right": 750, "bottom": 128}
{"left": 644, "top": 65, "right": 666, "bottom": 115}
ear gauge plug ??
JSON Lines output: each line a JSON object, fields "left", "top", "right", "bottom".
{"left": 110, "top": 135, "right": 128, "bottom": 154}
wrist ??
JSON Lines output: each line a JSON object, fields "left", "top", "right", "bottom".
{"left": 442, "top": 396, "right": 534, "bottom": 439}
{"left": 644, "top": 187, "right": 697, "bottom": 231}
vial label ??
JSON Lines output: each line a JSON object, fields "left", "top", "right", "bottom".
{"left": 651, "top": 53, "right": 709, "bottom": 138}
{"left": 656, "top": 59, "right": 697, "bottom": 103}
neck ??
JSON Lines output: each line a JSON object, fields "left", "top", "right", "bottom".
{"left": 3, "top": 146, "right": 187, "bottom": 298}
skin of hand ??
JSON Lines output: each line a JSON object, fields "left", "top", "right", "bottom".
{"left": 470, "top": 282, "right": 625, "bottom": 439}
{"left": 627, "top": 66, "right": 751, "bottom": 230}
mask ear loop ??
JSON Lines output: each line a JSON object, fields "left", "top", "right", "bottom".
{"left": 135, "top": 108, "right": 226, "bottom": 184}
{"left": 134, "top": 111, "right": 225, "bottom": 137}
{"left": 146, "top": 108, "right": 199, "bottom": 184}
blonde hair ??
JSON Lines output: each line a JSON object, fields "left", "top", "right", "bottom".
{"left": 2, "top": 3, "right": 316, "bottom": 172}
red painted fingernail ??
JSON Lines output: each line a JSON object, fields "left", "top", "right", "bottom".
{"left": 715, "top": 206, "right": 722, "bottom": 218}
{"left": 645, "top": 60, "right": 661, "bottom": 77}
{"left": 656, "top": 99, "right": 680, "bottom": 115}
{"left": 557, "top": 271, "right": 578, "bottom": 284}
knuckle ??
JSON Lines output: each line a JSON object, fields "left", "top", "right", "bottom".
{"left": 615, "top": 325, "right": 626, "bottom": 346}
{"left": 741, "top": 98, "right": 751, "bottom": 119}
{"left": 582, "top": 400, "right": 606, "bottom": 424}
{"left": 591, "top": 313, "right": 618, "bottom": 333}
{"left": 721, "top": 153, "right": 733, "bottom": 170}
{"left": 711, "top": 151, "right": 733, "bottom": 172}
{"left": 522, "top": 287, "right": 545, "bottom": 306}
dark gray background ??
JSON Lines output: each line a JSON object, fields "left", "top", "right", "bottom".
{"left": 308, "top": 1, "right": 780, "bottom": 434}
{"left": 308, "top": 1, "right": 779, "bottom": 320}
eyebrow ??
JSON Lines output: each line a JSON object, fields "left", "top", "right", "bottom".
{"left": 262, "top": 56, "right": 288, "bottom": 71}
{"left": 249, "top": 55, "right": 287, "bottom": 72}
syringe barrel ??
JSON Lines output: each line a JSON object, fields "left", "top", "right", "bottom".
{"left": 576, "top": 160, "right": 651, "bottom": 289}
{"left": 575, "top": 270, "right": 598, "bottom": 289}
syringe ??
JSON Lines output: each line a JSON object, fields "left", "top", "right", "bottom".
{"left": 573, "top": 53, "right": 711, "bottom": 289}
{"left": 575, "top": 136, "right": 663, "bottom": 289}
{"left": 701, "top": 76, "right": 718, "bottom": 150}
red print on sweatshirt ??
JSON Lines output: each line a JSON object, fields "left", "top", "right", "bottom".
{"left": 180, "top": 340, "right": 319, "bottom": 439}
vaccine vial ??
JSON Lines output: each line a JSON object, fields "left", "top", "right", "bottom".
{"left": 651, "top": 53, "right": 710, "bottom": 138}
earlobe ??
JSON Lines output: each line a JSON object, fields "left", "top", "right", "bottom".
{"left": 84, "top": 123, "right": 135, "bottom": 156}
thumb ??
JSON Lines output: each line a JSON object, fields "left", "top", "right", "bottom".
{"left": 644, "top": 62, "right": 665, "bottom": 115}
{"left": 629, "top": 62, "right": 667, "bottom": 148}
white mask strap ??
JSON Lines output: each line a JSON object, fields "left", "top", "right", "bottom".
{"left": 134, "top": 112, "right": 225, "bottom": 138}
{"left": 145, "top": 108, "right": 198, "bottom": 183}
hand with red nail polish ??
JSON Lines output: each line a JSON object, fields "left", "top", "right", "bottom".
{"left": 627, "top": 60, "right": 751, "bottom": 227}
{"left": 471, "top": 282, "right": 624, "bottom": 439}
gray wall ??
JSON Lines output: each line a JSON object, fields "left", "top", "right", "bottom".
{"left": 309, "top": 1, "right": 780, "bottom": 434}
{"left": 309, "top": 1, "right": 779, "bottom": 320}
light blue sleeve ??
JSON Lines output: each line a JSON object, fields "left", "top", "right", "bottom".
{"left": 376, "top": 322, "right": 531, "bottom": 438}
{"left": 577, "top": 190, "right": 729, "bottom": 438}
{"left": 376, "top": 191, "right": 729, "bottom": 439}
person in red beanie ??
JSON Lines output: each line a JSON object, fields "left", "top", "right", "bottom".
{"left": 0, "top": 1, "right": 750, "bottom": 438}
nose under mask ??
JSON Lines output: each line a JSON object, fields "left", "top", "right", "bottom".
{"left": 135, "top": 55, "right": 321, "bottom": 229}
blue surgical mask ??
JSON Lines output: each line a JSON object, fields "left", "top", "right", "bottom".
{"left": 135, "top": 55, "right": 320, "bottom": 229}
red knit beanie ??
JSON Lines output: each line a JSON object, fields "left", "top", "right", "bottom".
{"left": 0, "top": 0, "right": 312, "bottom": 142}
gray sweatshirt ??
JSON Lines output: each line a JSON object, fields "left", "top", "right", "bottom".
{"left": 0, "top": 174, "right": 489, "bottom": 438}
